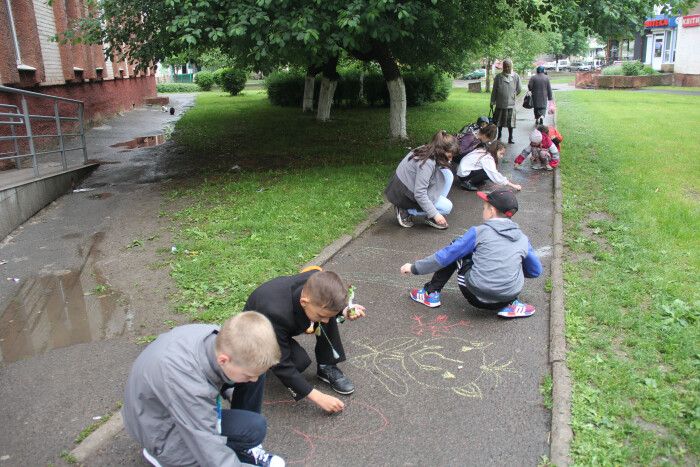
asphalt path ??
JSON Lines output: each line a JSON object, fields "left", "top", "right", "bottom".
{"left": 1, "top": 88, "right": 557, "bottom": 466}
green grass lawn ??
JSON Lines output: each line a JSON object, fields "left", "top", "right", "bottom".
{"left": 557, "top": 91, "right": 699, "bottom": 464}
{"left": 164, "top": 88, "right": 492, "bottom": 322}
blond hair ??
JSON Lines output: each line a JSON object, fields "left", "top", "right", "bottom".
{"left": 215, "top": 311, "right": 281, "bottom": 370}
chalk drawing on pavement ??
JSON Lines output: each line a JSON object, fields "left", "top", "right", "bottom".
{"left": 349, "top": 336, "right": 516, "bottom": 398}
{"left": 410, "top": 314, "right": 472, "bottom": 336}
{"left": 262, "top": 400, "right": 388, "bottom": 464}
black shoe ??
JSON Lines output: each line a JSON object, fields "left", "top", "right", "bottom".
{"left": 394, "top": 205, "right": 414, "bottom": 228}
{"left": 317, "top": 364, "right": 355, "bottom": 395}
{"left": 460, "top": 180, "right": 479, "bottom": 191}
{"left": 508, "top": 139, "right": 514, "bottom": 144}
{"left": 424, "top": 217, "right": 448, "bottom": 230}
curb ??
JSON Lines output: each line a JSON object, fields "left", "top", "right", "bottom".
{"left": 71, "top": 201, "right": 393, "bottom": 463}
{"left": 549, "top": 104, "right": 573, "bottom": 466}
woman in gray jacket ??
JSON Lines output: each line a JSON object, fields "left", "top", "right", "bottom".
{"left": 385, "top": 130, "right": 459, "bottom": 230}
{"left": 490, "top": 59, "right": 522, "bottom": 144}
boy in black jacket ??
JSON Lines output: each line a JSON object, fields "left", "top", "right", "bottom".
{"left": 243, "top": 268, "right": 365, "bottom": 413}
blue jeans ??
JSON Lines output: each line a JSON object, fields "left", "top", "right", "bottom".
{"left": 222, "top": 373, "right": 268, "bottom": 455}
{"left": 407, "top": 168, "right": 453, "bottom": 217}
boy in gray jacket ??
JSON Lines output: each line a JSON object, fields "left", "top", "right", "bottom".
{"left": 400, "top": 189, "right": 542, "bottom": 318}
{"left": 122, "top": 312, "right": 285, "bottom": 467}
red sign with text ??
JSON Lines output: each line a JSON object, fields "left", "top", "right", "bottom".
{"left": 645, "top": 19, "right": 669, "bottom": 27}
{"left": 683, "top": 15, "right": 700, "bottom": 27}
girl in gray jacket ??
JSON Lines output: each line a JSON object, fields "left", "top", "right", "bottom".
{"left": 384, "top": 130, "right": 459, "bottom": 229}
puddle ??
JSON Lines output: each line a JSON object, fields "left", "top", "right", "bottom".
{"left": 0, "top": 269, "right": 133, "bottom": 367}
{"left": 110, "top": 134, "right": 167, "bottom": 150}
{"left": 88, "top": 193, "right": 113, "bottom": 200}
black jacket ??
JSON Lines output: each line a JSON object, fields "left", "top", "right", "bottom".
{"left": 243, "top": 270, "right": 344, "bottom": 400}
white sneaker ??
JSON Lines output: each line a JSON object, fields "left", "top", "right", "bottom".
{"left": 244, "top": 444, "right": 285, "bottom": 467}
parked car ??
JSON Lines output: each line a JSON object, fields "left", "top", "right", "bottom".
{"left": 566, "top": 62, "right": 584, "bottom": 72}
{"left": 463, "top": 69, "right": 486, "bottom": 80}
{"left": 543, "top": 61, "right": 557, "bottom": 70}
{"left": 577, "top": 63, "right": 592, "bottom": 71}
{"left": 557, "top": 59, "right": 569, "bottom": 69}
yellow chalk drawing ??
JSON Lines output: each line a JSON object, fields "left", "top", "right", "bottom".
{"left": 349, "top": 336, "right": 517, "bottom": 398}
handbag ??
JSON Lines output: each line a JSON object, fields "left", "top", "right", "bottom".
{"left": 523, "top": 91, "right": 533, "bottom": 109}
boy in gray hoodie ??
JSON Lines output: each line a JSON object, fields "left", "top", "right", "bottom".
{"left": 122, "top": 312, "right": 285, "bottom": 467}
{"left": 400, "top": 189, "right": 542, "bottom": 318}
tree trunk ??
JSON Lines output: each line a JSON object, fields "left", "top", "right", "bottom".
{"left": 485, "top": 58, "right": 493, "bottom": 93}
{"left": 317, "top": 77, "right": 338, "bottom": 122}
{"left": 316, "top": 57, "right": 339, "bottom": 122}
{"left": 374, "top": 42, "right": 407, "bottom": 139}
{"left": 303, "top": 65, "right": 321, "bottom": 113}
{"left": 386, "top": 78, "right": 406, "bottom": 139}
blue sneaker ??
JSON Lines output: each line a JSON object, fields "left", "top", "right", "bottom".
{"left": 410, "top": 288, "right": 441, "bottom": 308}
{"left": 497, "top": 300, "right": 535, "bottom": 318}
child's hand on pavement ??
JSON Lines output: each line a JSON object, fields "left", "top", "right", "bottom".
{"left": 400, "top": 263, "right": 413, "bottom": 275}
{"left": 514, "top": 163, "right": 520, "bottom": 169}
{"left": 308, "top": 389, "right": 344, "bottom": 413}
{"left": 342, "top": 304, "right": 365, "bottom": 321}
{"left": 512, "top": 183, "right": 522, "bottom": 191}
{"left": 434, "top": 213, "right": 448, "bottom": 226}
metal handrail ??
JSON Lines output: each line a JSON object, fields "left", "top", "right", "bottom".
{"left": 0, "top": 85, "right": 88, "bottom": 177}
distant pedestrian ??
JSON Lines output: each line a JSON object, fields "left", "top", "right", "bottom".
{"left": 400, "top": 189, "right": 542, "bottom": 318}
{"left": 385, "top": 130, "right": 459, "bottom": 229}
{"left": 122, "top": 312, "right": 285, "bottom": 467}
{"left": 457, "top": 141, "right": 522, "bottom": 191}
{"left": 490, "top": 59, "right": 522, "bottom": 144}
{"left": 528, "top": 66, "right": 553, "bottom": 125}
{"left": 514, "top": 128, "right": 560, "bottom": 171}
{"left": 453, "top": 123, "right": 498, "bottom": 167}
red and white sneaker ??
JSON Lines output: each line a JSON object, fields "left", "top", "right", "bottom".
{"left": 497, "top": 300, "right": 535, "bottom": 318}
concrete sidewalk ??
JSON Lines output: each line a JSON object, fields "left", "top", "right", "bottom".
{"left": 1, "top": 88, "right": 569, "bottom": 466}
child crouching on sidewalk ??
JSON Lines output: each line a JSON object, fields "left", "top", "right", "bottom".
{"left": 514, "top": 128, "right": 560, "bottom": 171}
{"left": 400, "top": 189, "right": 542, "bottom": 318}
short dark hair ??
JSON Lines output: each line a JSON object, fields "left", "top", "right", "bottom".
{"left": 303, "top": 271, "right": 347, "bottom": 313}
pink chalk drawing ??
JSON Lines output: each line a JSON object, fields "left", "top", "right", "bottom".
{"left": 262, "top": 399, "right": 388, "bottom": 464}
{"left": 410, "top": 314, "right": 472, "bottom": 336}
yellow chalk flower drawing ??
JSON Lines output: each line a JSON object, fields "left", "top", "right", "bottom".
{"left": 349, "top": 336, "right": 517, "bottom": 398}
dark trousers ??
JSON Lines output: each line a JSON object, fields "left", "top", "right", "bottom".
{"left": 222, "top": 374, "right": 268, "bottom": 454}
{"left": 424, "top": 257, "right": 514, "bottom": 311}
{"left": 289, "top": 320, "right": 346, "bottom": 373}
{"left": 498, "top": 127, "right": 514, "bottom": 141}
{"left": 534, "top": 107, "right": 546, "bottom": 121}
{"left": 458, "top": 169, "right": 489, "bottom": 186}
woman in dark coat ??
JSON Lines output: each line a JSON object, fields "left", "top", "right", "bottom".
{"left": 528, "top": 65, "right": 553, "bottom": 125}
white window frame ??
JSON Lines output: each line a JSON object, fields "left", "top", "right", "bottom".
{"left": 5, "top": 0, "right": 22, "bottom": 66}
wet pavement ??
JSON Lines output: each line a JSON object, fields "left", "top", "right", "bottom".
{"left": 0, "top": 94, "right": 197, "bottom": 466}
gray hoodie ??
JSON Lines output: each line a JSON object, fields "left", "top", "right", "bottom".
{"left": 385, "top": 150, "right": 446, "bottom": 219}
{"left": 122, "top": 324, "right": 245, "bottom": 467}
{"left": 413, "top": 218, "right": 542, "bottom": 303}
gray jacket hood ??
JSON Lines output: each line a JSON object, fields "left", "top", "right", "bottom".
{"left": 483, "top": 218, "right": 522, "bottom": 242}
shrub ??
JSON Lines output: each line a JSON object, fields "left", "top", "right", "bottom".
{"left": 621, "top": 61, "right": 645, "bottom": 76}
{"left": 601, "top": 65, "right": 623, "bottom": 76}
{"left": 156, "top": 83, "right": 201, "bottom": 93}
{"left": 212, "top": 68, "right": 225, "bottom": 85}
{"left": 641, "top": 66, "right": 659, "bottom": 75}
{"left": 264, "top": 67, "right": 451, "bottom": 108}
{"left": 194, "top": 71, "right": 214, "bottom": 91}
{"left": 264, "top": 70, "right": 307, "bottom": 107}
{"left": 220, "top": 68, "right": 248, "bottom": 96}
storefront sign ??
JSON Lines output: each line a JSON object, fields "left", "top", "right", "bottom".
{"left": 644, "top": 16, "right": 679, "bottom": 28}
{"left": 645, "top": 18, "right": 669, "bottom": 27}
{"left": 683, "top": 15, "right": 700, "bottom": 27}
